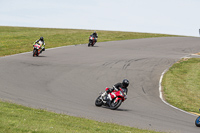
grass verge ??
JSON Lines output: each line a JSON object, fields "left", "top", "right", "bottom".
{"left": 162, "top": 58, "right": 200, "bottom": 113}
{"left": 0, "top": 26, "right": 177, "bottom": 57}
{"left": 0, "top": 100, "right": 162, "bottom": 133}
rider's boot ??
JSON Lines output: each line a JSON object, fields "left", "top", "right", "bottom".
{"left": 101, "top": 91, "right": 107, "bottom": 100}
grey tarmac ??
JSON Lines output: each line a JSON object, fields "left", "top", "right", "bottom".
{"left": 1, "top": 37, "right": 200, "bottom": 133}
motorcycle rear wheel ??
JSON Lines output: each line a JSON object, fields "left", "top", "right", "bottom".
{"left": 195, "top": 116, "right": 200, "bottom": 127}
{"left": 95, "top": 96, "right": 103, "bottom": 107}
{"left": 110, "top": 98, "right": 122, "bottom": 110}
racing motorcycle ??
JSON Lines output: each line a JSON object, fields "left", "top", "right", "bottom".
{"left": 88, "top": 35, "right": 96, "bottom": 47}
{"left": 95, "top": 87, "right": 127, "bottom": 110}
{"left": 33, "top": 43, "right": 42, "bottom": 57}
{"left": 195, "top": 109, "right": 200, "bottom": 127}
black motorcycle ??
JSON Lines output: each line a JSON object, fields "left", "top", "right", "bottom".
{"left": 88, "top": 35, "right": 96, "bottom": 47}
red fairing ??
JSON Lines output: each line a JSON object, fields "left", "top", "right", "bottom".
{"left": 112, "top": 90, "right": 124, "bottom": 101}
{"left": 89, "top": 36, "right": 94, "bottom": 39}
{"left": 115, "top": 97, "right": 120, "bottom": 103}
{"left": 95, "top": 87, "right": 126, "bottom": 110}
{"left": 34, "top": 44, "right": 41, "bottom": 49}
{"left": 33, "top": 44, "right": 42, "bottom": 56}
{"left": 110, "top": 92, "right": 116, "bottom": 99}
{"left": 105, "top": 87, "right": 110, "bottom": 91}
{"left": 105, "top": 88, "right": 125, "bottom": 102}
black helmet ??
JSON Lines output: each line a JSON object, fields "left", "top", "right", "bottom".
{"left": 122, "top": 79, "right": 129, "bottom": 87}
{"left": 40, "top": 37, "right": 44, "bottom": 41}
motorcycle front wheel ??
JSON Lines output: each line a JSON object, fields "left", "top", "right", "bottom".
{"left": 36, "top": 49, "right": 39, "bottom": 56}
{"left": 33, "top": 49, "right": 36, "bottom": 57}
{"left": 91, "top": 42, "right": 94, "bottom": 46}
{"left": 95, "top": 96, "right": 103, "bottom": 107}
{"left": 110, "top": 98, "right": 122, "bottom": 110}
{"left": 195, "top": 116, "right": 200, "bottom": 127}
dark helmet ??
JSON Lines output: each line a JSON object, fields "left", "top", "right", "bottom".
{"left": 40, "top": 36, "right": 44, "bottom": 41}
{"left": 122, "top": 79, "right": 129, "bottom": 88}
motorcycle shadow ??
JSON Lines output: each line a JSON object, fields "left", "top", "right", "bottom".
{"left": 101, "top": 106, "right": 131, "bottom": 111}
{"left": 33, "top": 55, "right": 46, "bottom": 57}
{"left": 115, "top": 108, "right": 131, "bottom": 111}
{"left": 89, "top": 46, "right": 99, "bottom": 47}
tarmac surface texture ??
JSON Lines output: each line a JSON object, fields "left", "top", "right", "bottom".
{"left": 1, "top": 37, "right": 200, "bottom": 132}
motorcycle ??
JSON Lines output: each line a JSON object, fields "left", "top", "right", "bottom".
{"left": 195, "top": 109, "right": 200, "bottom": 127}
{"left": 33, "top": 43, "right": 42, "bottom": 57}
{"left": 88, "top": 35, "right": 96, "bottom": 47}
{"left": 95, "top": 87, "right": 127, "bottom": 110}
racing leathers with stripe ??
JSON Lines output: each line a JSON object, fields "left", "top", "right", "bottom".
{"left": 33, "top": 39, "right": 45, "bottom": 52}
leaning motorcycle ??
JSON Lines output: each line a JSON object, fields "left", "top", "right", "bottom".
{"left": 33, "top": 43, "right": 42, "bottom": 57}
{"left": 195, "top": 109, "right": 200, "bottom": 127}
{"left": 95, "top": 87, "right": 127, "bottom": 110}
{"left": 88, "top": 35, "right": 96, "bottom": 47}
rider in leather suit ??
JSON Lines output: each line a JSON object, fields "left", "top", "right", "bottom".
{"left": 33, "top": 37, "right": 45, "bottom": 53}
{"left": 101, "top": 79, "right": 129, "bottom": 102}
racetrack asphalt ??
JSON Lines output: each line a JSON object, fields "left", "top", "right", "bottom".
{"left": 1, "top": 37, "right": 200, "bottom": 132}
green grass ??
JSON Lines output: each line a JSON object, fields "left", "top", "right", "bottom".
{"left": 0, "top": 100, "right": 162, "bottom": 133}
{"left": 0, "top": 26, "right": 177, "bottom": 57}
{"left": 0, "top": 26, "right": 179, "bottom": 133}
{"left": 162, "top": 58, "right": 200, "bottom": 113}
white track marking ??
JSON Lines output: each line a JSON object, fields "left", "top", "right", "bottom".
{"left": 159, "top": 54, "right": 198, "bottom": 117}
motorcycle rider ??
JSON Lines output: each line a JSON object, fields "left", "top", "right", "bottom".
{"left": 90, "top": 31, "right": 98, "bottom": 43}
{"left": 101, "top": 79, "right": 129, "bottom": 103}
{"left": 33, "top": 37, "right": 45, "bottom": 53}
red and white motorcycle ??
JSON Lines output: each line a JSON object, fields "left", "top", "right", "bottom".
{"left": 95, "top": 87, "right": 127, "bottom": 110}
{"left": 33, "top": 43, "right": 42, "bottom": 57}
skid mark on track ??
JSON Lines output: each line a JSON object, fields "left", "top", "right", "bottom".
{"left": 102, "top": 58, "right": 147, "bottom": 70}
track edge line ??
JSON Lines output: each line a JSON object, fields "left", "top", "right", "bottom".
{"left": 159, "top": 65, "right": 197, "bottom": 117}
